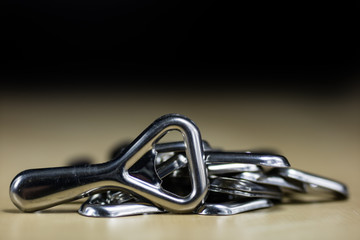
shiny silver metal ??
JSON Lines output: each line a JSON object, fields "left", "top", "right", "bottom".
{"left": 209, "top": 187, "right": 282, "bottom": 199}
{"left": 205, "top": 151, "right": 290, "bottom": 167}
{"left": 155, "top": 140, "right": 212, "bottom": 153}
{"left": 210, "top": 176, "right": 282, "bottom": 195}
{"left": 9, "top": 112, "right": 349, "bottom": 217}
{"left": 78, "top": 190, "right": 165, "bottom": 217}
{"left": 156, "top": 154, "right": 188, "bottom": 179}
{"left": 207, "top": 163, "right": 260, "bottom": 175}
{"left": 9, "top": 114, "right": 209, "bottom": 213}
{"left": 233, "top": 171, "right": 305, "bottom": 192}
{"left": 272, "top": 168, "right": 348, "bottom": 198}
{"left": 79, "top": 201, "right": 165, "bottom": 217}
{"left": 157, "top": 154, "right": 262, "bottom": 177}
{"left": 162, "top": 151, "right": 290, "bottom": 168}
{"left": 209, "top": 176, "right": 283, "bottom": 200}
{"left": 197, "top": 199, "right": 274, "bottom": 215}
{"left": 152, "top": 139, "right": 290, "bottom": 169}
{"left": 155, "top": 151, "right": 288, "bottom": 177}
{"left": 154, "top": 142, "right": 290, "bottom": 168}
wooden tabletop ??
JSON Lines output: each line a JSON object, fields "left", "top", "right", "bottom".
{"left": 1, "top": 83, "right": 359, "bottom": 240}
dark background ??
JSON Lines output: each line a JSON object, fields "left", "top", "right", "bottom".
{"left": 1, "top": 0, "right": 359, "bottom": 94}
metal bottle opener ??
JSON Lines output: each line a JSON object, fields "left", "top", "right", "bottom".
{"left": 9, "top": 114, "right": 209, "bottom": 213}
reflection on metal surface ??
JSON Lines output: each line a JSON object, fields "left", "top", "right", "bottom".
{"left": 9, "top": 114, "right": 209, "bottom": 213}
{"left": 232, "top": 171, "right": 305, "bottom": 192}
{"left": 272, "top": 168, "right": 348, "bottom": 198}
{"left": 79, "top": 201, "right": 165, "bottom": 217}
{"left": 208, "top": 163, "right": 260, "bottom": 175}
{"left": 197, "top": 199, "right": 273, "bottom": 215}
{"left": 9, "top": 113, "right": 349, "bottom": 217}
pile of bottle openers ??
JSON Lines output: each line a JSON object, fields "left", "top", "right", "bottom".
{"left": 10, "top": 114, "right": 348, "bottom": 217}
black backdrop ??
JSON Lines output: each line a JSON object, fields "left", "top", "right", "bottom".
{"left": 1, "top": 1, "right": 359, "bottom": 93}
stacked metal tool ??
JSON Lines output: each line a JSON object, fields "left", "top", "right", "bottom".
{"left": 9, "top": 114, "right": 348, "bottom": 217}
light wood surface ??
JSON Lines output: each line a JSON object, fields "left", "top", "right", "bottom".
{"left": 1, "top": 83, "right": 359, "bottom": 240}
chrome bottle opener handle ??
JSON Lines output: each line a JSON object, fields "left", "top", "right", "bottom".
{"left": 10, "top": 163, "right": 119, "bottom": 212}
{"left": 10, "top": 114, "right": 209, "bottom": 213}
